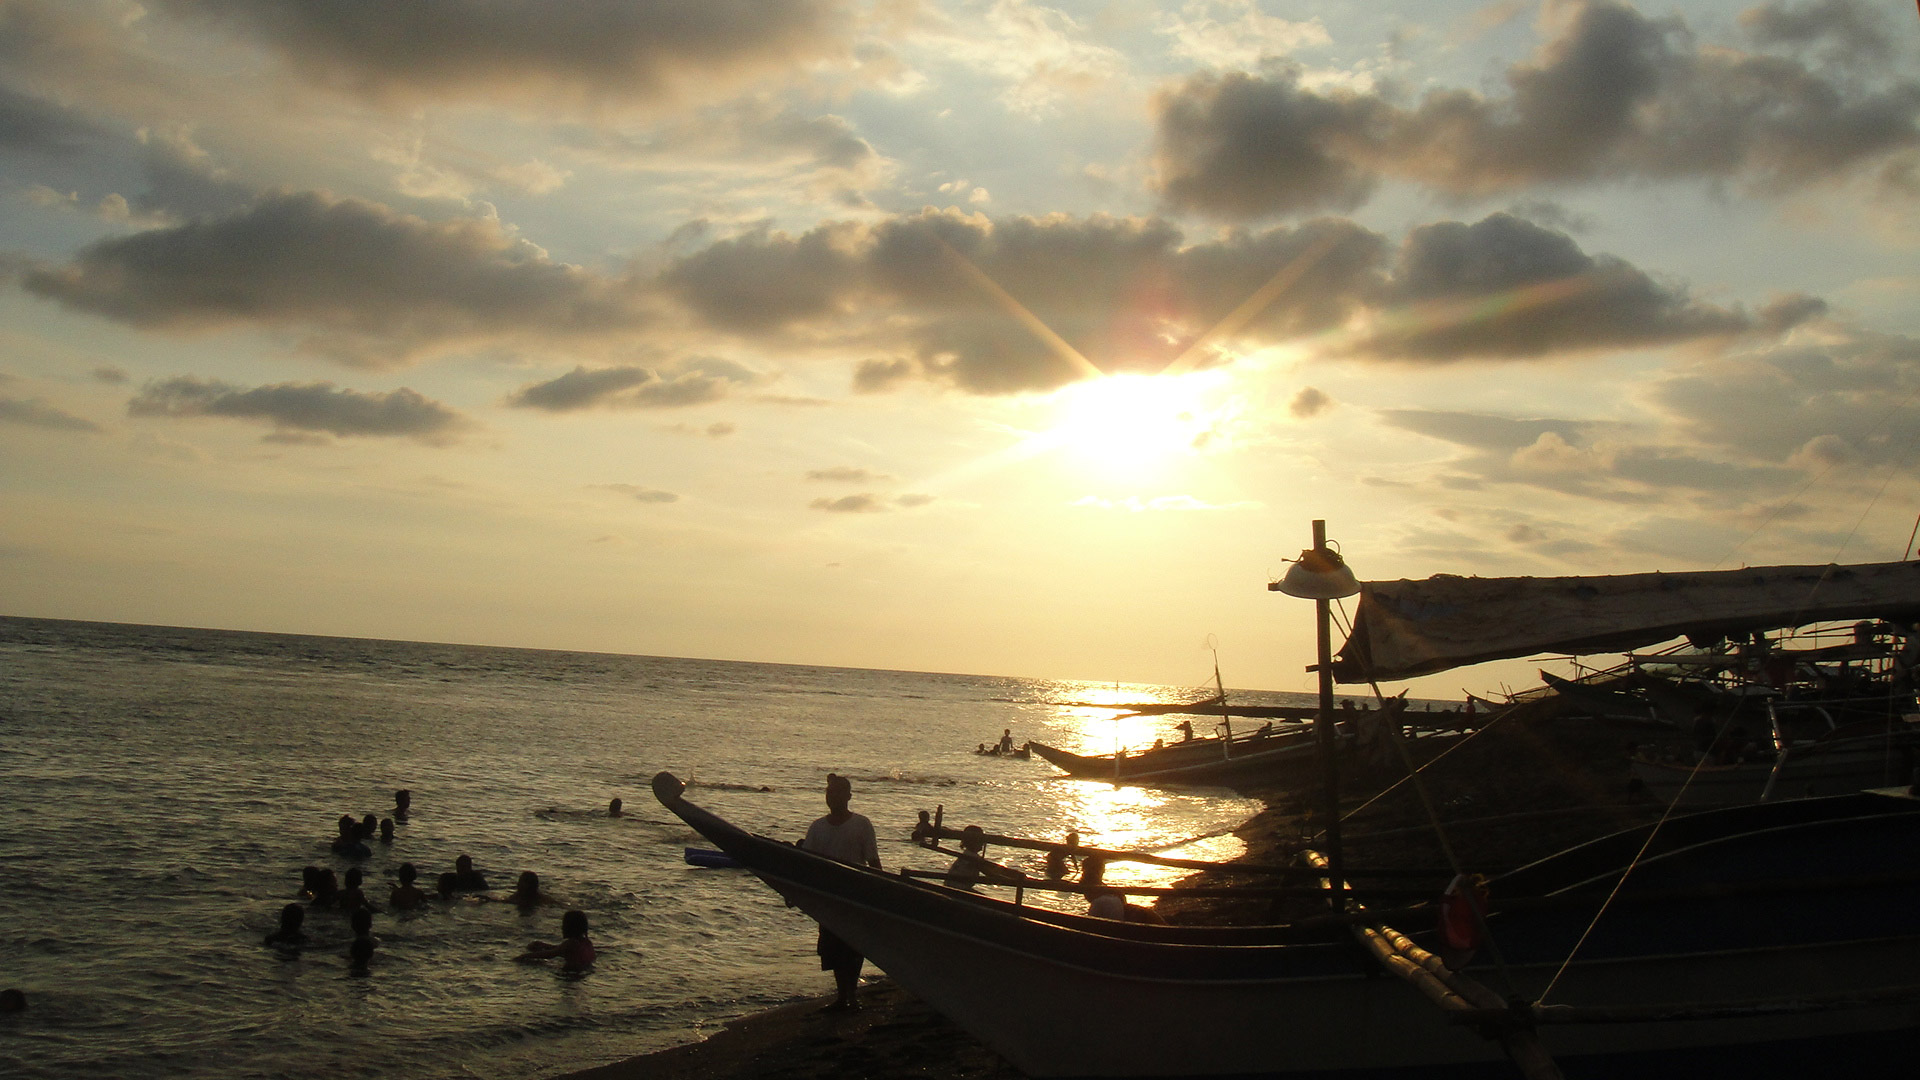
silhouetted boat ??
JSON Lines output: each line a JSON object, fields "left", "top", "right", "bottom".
{"left": 1026, "top": 725, "right": 1335, "bottom": 790}
{"left": 652, "top": 771, "right": 1920, "bottom": 1077}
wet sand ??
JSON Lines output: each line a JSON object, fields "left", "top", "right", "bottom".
{"left": 555, "top": 980, "right": 1019, "bottom": 1080}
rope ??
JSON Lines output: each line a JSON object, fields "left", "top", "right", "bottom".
{"left": 1536, "top": 705, "right": 1745, "bottom": 1004}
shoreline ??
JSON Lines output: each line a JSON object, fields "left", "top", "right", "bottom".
{"left": 552, "top": 980, "right": 1021, "bottom": 1080}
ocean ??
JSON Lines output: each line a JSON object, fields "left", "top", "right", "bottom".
{"left": 0, "top": 616, "right": 1311, "bottom": 1079}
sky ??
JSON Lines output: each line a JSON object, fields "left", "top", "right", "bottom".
{"left": 3, "top": 0, "right": 1919, "bottom": 699}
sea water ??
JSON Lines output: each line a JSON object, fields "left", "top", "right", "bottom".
{"left": 0, "top": 617, "right": 1310, "bottom": 1079}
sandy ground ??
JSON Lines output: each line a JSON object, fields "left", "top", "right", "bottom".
{"left": 555, "top": 981, "right": 1020, "bottom": 1080}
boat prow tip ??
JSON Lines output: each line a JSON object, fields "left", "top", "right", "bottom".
{"left": 652, "top": 771, "right": 687, "bottom": 806}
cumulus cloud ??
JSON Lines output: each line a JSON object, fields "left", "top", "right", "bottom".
{"left": 593, "top": 483, "right": 679, "bottom": 503}
{"left": 1155, "top": 1, "right": 1330, "bottom": 69}
{"left": 1356, "top": 213, "right": 1747, "bottom": 361}
{"left": 127, "top": 377, "right": 470, "bottom": 443}
{"left": 505, "top": 359, "right": 755, "bottom": 411}
{"left": 0, "top": 395, "right": 100, "bottom": 431}
{"left": 23, "top": 191, "right": 647, "bottom": 366}
{"left": 1151, "top": 0, "right": 1920, "bottom": 218}
{"left": 1289, "top": 386, "right": 1331, "bottom": 418}
{"left": 153, "top": 0, "right": 850, "bottom": 107}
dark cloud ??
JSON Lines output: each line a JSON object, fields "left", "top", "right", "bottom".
{"left": 0, "top": 83, "right": 99, "bottom": 154}
{"left": 156, "top": 0, "right": 848, "bottom": 106}
{"left": 92, "top": 365, "right": 128, "bottom": 384}
{"left": 806, "top": 466, "right": 890, "bottom": 483}
{"left": 810, "top": 493, "right": 886, "bottom": 513}
{"left": 505, "top": 359, "right": 753, "bottom": 412}
{"left": 664, "top": 209, "right": 1383, "bottom": 394}
{"left": 1150, "top": 0, "right": 1920, "bottom": 217}
{"left": 0, "top": 395, "right": 100, "bottom": 431}
{"left": 1741, "top": 0, "right": 1895, "bottom": 67}
{"left": 1358, "top": 214, "right": 1747, "bottom": 361}
{"left": 127, "top": 377, "right": 469, "bottom": 442}
{"left": 23, "top": 191, "right": 645, "bottom": 366}
{"left": 593, "top": 483, "right": 678, "bottom": 503}
{"left": 1151, "top": 69, "right": 1385, "bottom": 218}
{"left": 1289, "top": 386, "right": 1331, "bottom": 418}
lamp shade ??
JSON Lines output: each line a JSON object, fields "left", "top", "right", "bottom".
{"left": 1270, "top": 547, "right": 1360, "bottom": 600}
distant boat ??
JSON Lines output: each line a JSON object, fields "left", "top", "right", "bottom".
{"left": 653, "top": 770, "right": 1920, "bottom": 1077}
{"left": 1027, "top": 725, "right": 1334, "bottom": 791}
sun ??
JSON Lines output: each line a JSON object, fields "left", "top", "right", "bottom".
{"left": 1042, "top": 372, "right": 1224, "bottom": 474}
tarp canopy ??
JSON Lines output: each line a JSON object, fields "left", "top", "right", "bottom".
{"left": 1330, "top": 560, "right": 1920, "bottom": 683}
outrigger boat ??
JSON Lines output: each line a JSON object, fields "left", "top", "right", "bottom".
{"left": 653, "top": 772, "right": 1920, "bottom": 1077}
{"left": 660, "top": 535, "right": 1920, "bottom": 1076}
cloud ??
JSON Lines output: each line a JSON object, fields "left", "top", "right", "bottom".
{"left": 806, "top": 466, "right": 891, "bottom": 483}
{"left": 1150, "top": 0, "right": 1920, "bottom": 218}
{"left": 92, "top": 365, "right": 128, "bottom": 384}
{"left": 0, "top": 83, "right": 101, "bottom": 154}
{"left": 23, "top": 191, "right": 647, "bottom": 366}
{"left": 1741, "top": 0, "right": 1895, "bottom": 67}
{"left": 1289, "top": 386, "right": 1331, "bottom": 418}
{"left": 505, "top": 359, "right": 755, "bottom": 411}
{"left": 1155, "top": 1, "right": 1330, "bottom": 69}
{"left": 153, "top": 0, "right": 850, "bottom": 108}
{"left": 811, "top": 493, "right": 887, "bottom": 513}
{"left": 593, "top": 483, "right": 679, "bottom": 503}
{"left": 0, "top": 395, "right": 100, "bottom": 431}
{"left": 1356, "top": 213, "right": 1748, "bottom": 361}
{"left": 127, "top": 377, "right": 470, "bottom": 442}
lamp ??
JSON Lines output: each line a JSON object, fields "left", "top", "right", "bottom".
{"left": 1270, "top": 547, "right": 1360, "bottom": 600}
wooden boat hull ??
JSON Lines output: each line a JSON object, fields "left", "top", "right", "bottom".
{"left": 1632, "top": 730, "right": 1920, "bottom": 806}
{"left": 653, "top": 774, "right": 1920, "bottom": 1077}
{"left": 1028, "top": 733, "right": 1329, "bottom": 791}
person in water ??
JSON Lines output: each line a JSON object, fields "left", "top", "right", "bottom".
{"left": 505, "top": 870, "right": 552, "bottom": 910}
{"left": 308, "top": 867, "right": 340, "bottom": 907}
{"left": 357, "top": 813, "right": 379, "bottom": 840}
{"left": 801, "top": 773, "right": 880, "bottom": 1011}
{"left": 378, "top": 818, "right": 395, "bottom": 844}
{"left": 435, "top": 872, "right": 460, "bottom": 902}
{"left": 348, "top": 935, "right": 375, "bottom": 977}
{"left": 1080, "top": 857, "right": 1165, "bottom": 924}
{"left": 336, "top": 867, "right": 377, "bottom": 912}
{"left": 997, "top": 728, "right": 1014, "bottom": 754}
{"left": 389, "top": 863, "right": 427, "bottom": 911}
{"left": 264, "top": 903, "right": 307, "bottom": 946}
{"left": 1174, "top": 720, "right": 1195, "bottom": 742}
{"left": 0, "top": 988, "right": 25, "bottom": 1014}
{"left": 392, "top": 789, "right": 411, "bottom": 821}
{"left": 451, "top": 854, "right": 489, "bottom": 891}
{"left": 330, "top": 817, "right": 370, "bottom": 859}
{"left": 945, "top": 825, "right": 989, "bottom": 890}
{"left": 608, "top": 797, "right": 622, "bottom": 818}
{"left": 519, "top": 909, "right": 595, "bottom": 972}
{"left": 349, "top": 907, "right": 375, "bottom": 942}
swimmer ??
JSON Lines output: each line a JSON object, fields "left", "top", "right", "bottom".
{"left": 389, "top": 863, "right": 427, "bottom": 911}
{"left": 357, "top": 813, "right": 378, "bottom": 840}
{"left": 392, "top": 789, "right": 411, "bottom": 821}
{"left": 0, "top": 988, "right": 25, "bottom": 1013}
{"left": 608, "top": 797, "right": 622, "bottom": 818}
{"left": 451, "top": 854, "right": 489, "bottom": 891}
{"left": 310, "top": 868, "right": 340, "bottom": 906}
{"left": 505, "top": 870, "right": 552, "bottom": 910}
{"left": 349, "top": 907, "right": 375, "bottom": 941}
{"left": 330, "top": 817, "right": 370, "bottom": 859}
{"left": 264, "top": 903, "right": 307, "bottom": 946}
{"left": 337, "top": 867, "right": 377, "bottom": 912}
{"left": 518, "top": 909, "right": 595, "bottom": 972}
{"left": 348, "top": 935, "right": 374, "bottom": 976}
{"left": 435, "top": 872, "right": 459, "bottom": 902}
{"left": 299, "top": 865, "right": 323, "bottom": 900}
{"left": 378, "top": 818, "right": 394, "bottom": 844}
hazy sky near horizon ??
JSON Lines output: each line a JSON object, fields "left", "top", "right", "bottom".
{"left": 4, "top": 0, "right": 1919, "bottom": 697}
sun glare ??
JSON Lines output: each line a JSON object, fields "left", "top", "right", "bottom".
{"left": 1045, "top": 373, "right": 1223, "bottom": 473}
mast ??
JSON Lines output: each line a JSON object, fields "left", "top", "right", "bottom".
{"left": 1310, "top": 519, "right": 1345, "bottom": 907}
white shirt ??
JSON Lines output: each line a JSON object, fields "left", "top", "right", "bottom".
{"left": 804, "top": 813, "right": 880, "bottom": 867}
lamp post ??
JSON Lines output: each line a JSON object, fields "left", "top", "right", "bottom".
{"left": 1269, "top": 519, "right": 1359, "bottom": 910}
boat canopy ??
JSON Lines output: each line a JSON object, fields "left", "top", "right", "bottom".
{"left": 1330, "top": 560, "right": 1920, "bottom": 683}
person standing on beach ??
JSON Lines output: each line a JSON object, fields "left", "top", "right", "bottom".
{"left": 801, "top": 773, "right": 880, "bottom": 1011}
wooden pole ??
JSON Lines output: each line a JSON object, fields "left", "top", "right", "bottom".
{"left": 1313, "top": 519, "right": 1346, "bottom": 908}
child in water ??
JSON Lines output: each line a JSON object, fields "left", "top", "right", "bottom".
{"left": 504, "top": 871, "right": 553, "bottom": 910}
{"left": 518, "top": 910, "right": 595, "bottom": 972}
{"left": 336, "top": 867, "right": 377, "bottom": 912}
{"left": 264, "top": 903, "right": 307, "bottom": 947}
{"left": 389, "top": 863, "right": 427, "bottom": 911}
